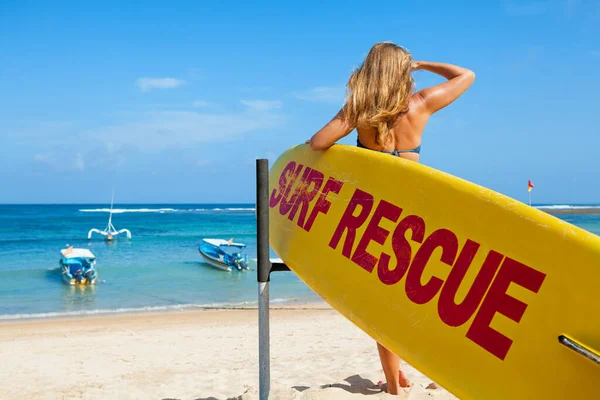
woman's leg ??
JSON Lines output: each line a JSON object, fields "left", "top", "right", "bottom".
{"left": 377, "top": 342, "right": 401, "bottom": 394}
{"left": 377, "top": 342, "right": 412, "bottom": 393}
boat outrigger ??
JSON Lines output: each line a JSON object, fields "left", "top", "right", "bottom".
{"left": 198, "top": 238, "right": 249, "bottom": 272}
{"left": 59, "top": 246, "right": 98, "bottom": 285}
{"left": 87, "top": 190, "right": 131, "bottom": 242}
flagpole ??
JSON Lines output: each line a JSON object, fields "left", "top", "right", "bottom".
{"left": 528, "top": 190, "right": 531, "bottom": 206}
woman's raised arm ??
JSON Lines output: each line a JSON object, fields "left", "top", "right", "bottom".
{"left": 412, "top": 61, "right": 475, "bottom": 114}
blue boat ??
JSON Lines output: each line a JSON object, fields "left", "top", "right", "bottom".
{"left": 198, "top": 238, "right": 249, "bottom": 272}
{"left": 59, "top": 246, "right": 98, "bottom": 285}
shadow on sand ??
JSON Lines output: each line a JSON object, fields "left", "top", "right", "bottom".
{"left": 302, "top": 374, "right": 383, "bottom": 395}
{"left": 164, "top": 374, "right": 384, "bottom": 400}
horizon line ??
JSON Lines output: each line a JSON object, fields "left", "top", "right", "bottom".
{"left": 0, "top": 202, "right": 598, "bottom": 206}
{"left": 0, "top": 202, "right": 257, "bottom": 206}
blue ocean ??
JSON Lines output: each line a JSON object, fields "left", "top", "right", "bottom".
{"left": 0, "top": 204, "right": 599, "bottom": 320}
{"left": 0, "top": 204, "right": 321, "bottom": 319}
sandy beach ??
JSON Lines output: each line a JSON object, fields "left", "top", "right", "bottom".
{"left": 0, "top": 303, "right": 455, "bottom": 400}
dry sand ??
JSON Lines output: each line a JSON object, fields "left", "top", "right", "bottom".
{"left": 0, "top": 303, "right": 456, "bottom": 400}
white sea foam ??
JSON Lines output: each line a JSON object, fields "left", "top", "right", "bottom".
{"left": 535, "top": 205, "right": 600, "bottom": 210}
{"left": 0, "top": 298, "right": 298, "bottom": 321}
{"left": 79, "top": 207, "right": 255, "bottom": 214}
{"left": 79, "top": 208, "right": 177, "bottom": 213}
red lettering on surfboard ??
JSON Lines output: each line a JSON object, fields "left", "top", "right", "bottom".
{"left": 270, "top": 161, "right": 344, "bottom": 232}
{"left": 288, "top": 168, "right": 324, "bottom": 227}
{"left": 303, "top": 177, "right": 344, "bottom": 232}
{"left": 352, "top": 200, "right": 403, "bottom": 273}
{"left": 272, "top": 163, "right": 547, "bottom": 361}
{"left": 438, "top": 245, "right": 503, "bottom": 327}
{"left": 379, "top": 215, "right": 425, "bottom": 285}
{"left": 406, "top": 229, "right": 458, "bottom": 305}
{"left": 270, "top": 161, "right": 296, "bottom": 208}
{"left": 280, "top": 165, "right": 309, "bottom": 216}
{"left": 466, "top": 257, "right": 546, "bottom": 360}
{"left": 329, "top": 189, "right": 374, "bottom": 258}
{"left": 327, "top": 190, "right": 546, "bottom": 361}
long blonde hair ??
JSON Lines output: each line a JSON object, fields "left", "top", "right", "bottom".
{"left": 343, "top": 42, "right": 415, "bottom": 146}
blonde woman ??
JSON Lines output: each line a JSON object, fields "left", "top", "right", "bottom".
{"left": 308, "top": 42, "right": 475, "bottom": 395}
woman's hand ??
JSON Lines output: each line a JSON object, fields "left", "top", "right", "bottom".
{"left": 411, "top": 61, "right": 422, "bottom": 71}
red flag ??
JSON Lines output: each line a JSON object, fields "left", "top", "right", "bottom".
{"left": 528, "top": 180, "right": 534, "bottom": 192}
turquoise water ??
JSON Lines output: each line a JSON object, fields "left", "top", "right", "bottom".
{"left": 0, "top": 204, "right": 320, "bottom": 319}
{"left": 0, "top": 204, "right": 599, "bottom": 319}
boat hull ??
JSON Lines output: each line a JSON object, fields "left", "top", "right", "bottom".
{"left": 61, "top": 273, "right": 97, "bottom": 286}
{"left": 198, "top": 249, "right": 234, "bottom": 272}
{"left": 198, "top": 239, "right": 249, "bottom": 272}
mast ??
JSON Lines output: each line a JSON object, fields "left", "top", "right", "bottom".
{"left": 107, "top": 188, "right": 115, "bottom": 233}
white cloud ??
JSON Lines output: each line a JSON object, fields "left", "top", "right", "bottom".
{"left": 192, "top": 100, "right": 211, "bottom": 108}
{"left": 87, "top": 146, "right": 126, "bottom": 170}
{"left": 136, "top": 77, "right": 185, "bottom": 92}
{"left": 33, "top": 152, "right": 87, "bottom": 172}
{"left": 292, "top": 86, "right": 345, "bottom": 104}
{"left": 19, "top": 106, "right": 285, "bottom": 168}
{"left": 88, "top": 109, "right": 285, "bottom": 151}
{"left": 240, "top": 99, "right": 283, "bottom": 111}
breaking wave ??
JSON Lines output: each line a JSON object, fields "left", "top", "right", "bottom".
{"left": 79, "top": 207, "right": 256, "bottom": 214}
{"left": 535, "top": 205, "right": 600, "bottom": 210}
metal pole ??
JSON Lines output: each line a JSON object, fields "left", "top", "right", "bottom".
{"left": 256, "top": 159, "right": 271, "bottom": 400}
{"left": 258, "top": 281, "right": 270, "bottom": 399}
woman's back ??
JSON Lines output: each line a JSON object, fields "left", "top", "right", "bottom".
{"left": 356, "top": 96, "right": 428, "bottom": 162}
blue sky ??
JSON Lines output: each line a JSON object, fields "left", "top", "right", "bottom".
{"left": 1, "top": 0, "right": 598, "bottom": 204}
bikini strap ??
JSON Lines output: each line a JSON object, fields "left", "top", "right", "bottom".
{"left": 357, "top": 138, "right": 420, "bottom": 155}
{"left": 397, "top": 145, "right": 421, "bottom": 154}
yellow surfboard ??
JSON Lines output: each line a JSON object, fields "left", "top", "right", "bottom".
{"left": 268, "top": 144, "right": 600, "bottom": 399}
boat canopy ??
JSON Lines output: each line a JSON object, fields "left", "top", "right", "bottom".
{"left": 60, "top": 248, "right": 96, "bottom": 259}
{"left": 202, "top": 238, "right": 246, "bottom": 249}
